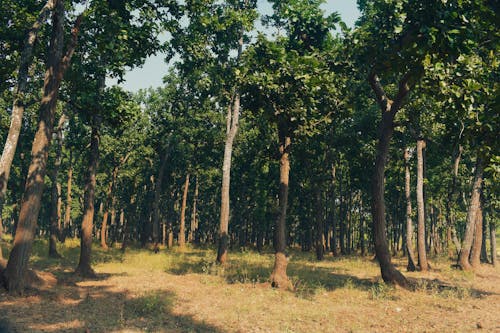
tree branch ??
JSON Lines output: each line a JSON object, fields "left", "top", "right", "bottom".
{"left": 368, "top": 72, "right": 392, "bottom": 112}
{"left": 391, "top": 71, "right": 412, "bottom": 112}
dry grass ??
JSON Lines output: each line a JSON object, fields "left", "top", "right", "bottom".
{"left": 0, "top": 238, "right": 499, "bottom": 332}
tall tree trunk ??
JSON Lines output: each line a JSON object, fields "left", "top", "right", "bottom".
{"left": 3, "top": 3, "right": 81, "bottom": 293}
{"left": 360, "top": 195, "right": 366, "bottom": 256}
{"left": 416, "top": 138, "right": 429, "bottom": 271}
{"left": 217, "top": 93, "right": 241, "bottom": 263}
{"left": 152, "top": 146, "right": 171, "bottom": 250}
{"left": 331, "top": 165, "right": 337, "bottom": 256}
{"left": 480, "top": 208, "right": 488, "bottom": 263}
{"left": 64, "top": 152, "right": 73, "bottom": 232}
{"left": 446, "top": 145, "right": 463, "bottom": 257}
{"left": 100, "top": 152, "right": 130, "bottom": 249}
{"left": 189, "top": 176, "right": 198, "bottom": 243}
{"left": 490, "top": 216, "right": 496, "bottom": 267}
{"left": 404, "top": 148, "right": 417, "bottom": 271}
{"left": 270, "top": 128, "right": 293, "bottom": 290}
{"left": 49, "top": 114, "right": 67, "bottom": 258}
{"left": 75, "top": 113, "right": 100, "bottom": 277}
{"left": 0, "top": 0, "right": 57, "bottom": 212}
{"left": 368, "top": 72, "right": 410, "bottom": 288}
{"left": 459, "top": 155, "right": 484, "bottom": 270}
{"left": 178, "top": 173, "right": 190, "bottom": 248}
{"left": 470, "top": 197, "right": 483, "bottom": 268}
{"left": 216, "top": 23, "right": 244, "bottom": 263}
{"left": 315, "top": 188, "right": 324, "bottom": 260}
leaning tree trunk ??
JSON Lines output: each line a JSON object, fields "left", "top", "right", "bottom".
{"left": 49, "top": 114, "right": 67, "bottom": 258}
{"left": 3, "top": 2, "right": 81, "bottom": 293}
{"left": 416, "top": 138, "right": 429, "bottom": 271}
{"left": 459, "top": 155, "right": 484, "bottom": 271}
{"left": 0, "top": 0, "right": 57, "bottom": 212}
{"left": 270, "top": 126, "right": 293, "bottom": 290}
{"left": 404, "top": 148, "right": 417, "bottom": 271}
{"left": 178, "top": 173, "right": 190, "bottom": 248}
{"left": 368, "top": 72, "right": 410, "bottom": 288}
{"left": 75, "top": 114, "right": 100, "bottom": 277}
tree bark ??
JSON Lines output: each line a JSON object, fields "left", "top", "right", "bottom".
{"left": 446, "top": 145, "right": 463, "bottom": 257}
{"left": 459, "top": 155, "right": 484, "bottom": 270}
{"left": 404, "top": 148, "right": 417, "bottom": 271}
{"left": 189, "top": 175, "right": 198, "bottom": 243}
{"left": 470, "top": 197, "right": 483, "bottom": 268}
{"left": 64, "top": 152, "right": 73, "bottom": 232}
{"left": 178, "top": 173, "right": 190, "bottom": 248}
{"left": 315, "top": 188, "right": 324, "bottom": 260}
{"left": 0, "top": 0, "right": 57, "bottom": 211}
{"left": 416, "top": 138, "right": 428, "bottom": 271}
{"left": 3, "top": 2, "right": 81, "bottom": 293}
{"left": 331, "top": 165, "right": 337, "bottom": 256}
{"left": 75, "top": 113, "right": 100, "bottom": 277}
{"left": 216, "top": 23, "right": 244, "bottom": 263}
{"left": 49, "top": 114, "right": 67, "bottom": 258}
{"left": 490, "top": 216, "right": 497, "bottom": 267}
{"left": 217, "top": 92, "right": 241, "bottom": 263}
{"left": 480, "top": 208, "right": 488, "bottom": 263}
{"left": 368, "top": 72, "right": 410, "bottom": 288}
{"left": 270, "top": 128, "right": 293, "bottom": 290}
{"left": 152, "top": 146, "right": 171, "bottom": 250}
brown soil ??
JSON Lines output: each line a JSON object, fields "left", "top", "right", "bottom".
{"left": 0, "top": 246, "right": 499, "bottom": 332}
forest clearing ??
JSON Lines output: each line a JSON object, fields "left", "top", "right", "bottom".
{"left": 0, "top": 0, "right": 498, "bottom": 332}
{"left": 1, "top": 238, "right": 499, "bottom": 333}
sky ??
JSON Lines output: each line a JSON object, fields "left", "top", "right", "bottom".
{"left": 113, "top": 1, "right": 360, "bottom": 92}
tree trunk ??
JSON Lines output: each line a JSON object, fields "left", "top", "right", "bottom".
{"left": 217, "top": 92, "right": 241, "bottom": 263}
{"left": 490, "top": 216, "right": 496, "bottom": 267}
{"left": 189, "top": 175, "right": 198, "bottom": 243}
{"left": 416, "top": 138, "right": 429, "bottom": 271}
{"left": 404, "top": 148, "right": 417, "bottom": 271}
{"left": 459, "top": 155, "right": 484, "bottom": 270}
{"left": 470, "top": 197, "right": 483, "bottom": 269}
{"left": 480, "top": 208, "right": 488, "bottom": 263}
{"left": 152, "top": 146, "right": 171, "bottom": 249}
{"left": 3, "top": 2, "right": 81, "bottom": 293}
{"left": 0, "top": 0, "right": 57, "bottom": 212}
{"left": 446, "top": 145, "right": 463, "bottom": 257}
{"left": 315, "top": 188, "right": 324, "bottom": 260}
{"left": 100, "top": 211, "right": 109, "bottom": 249}
{"left": 270, "top": 128, "right": 293, "bottom": 290}
{"left": 64, "top": 152, "right": 73, "bottom": 232}
{"left": 178, "top": 173, "right": 190, "bottom": 248}
{"left": 368, "top": 72, "right": 409, "bottom": 288}
{"left": 49, "top": 114, "right": 67, "bottom": 258}
{"left": 331, "top": 165, "right": 337, "bottom": 256}
{"left": 75, "top": 112, "right": 101, "bottom": 277}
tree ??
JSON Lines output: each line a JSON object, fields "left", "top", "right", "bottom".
{"left": 0, "top": 0, "right": 57, "bottom": 218}
{"left": 3, "top": 0, "right": 82, "bottom": 293}
{"left": 242, "top": 0, "right": 339, "bottom": 289}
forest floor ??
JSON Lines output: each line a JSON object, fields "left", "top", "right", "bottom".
{"left": 0, "top": 238, "right": 499, "bottom": 333}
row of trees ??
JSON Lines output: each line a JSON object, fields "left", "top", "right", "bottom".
{"left": 0, "top": 0, "right": 498, "bottom": 293}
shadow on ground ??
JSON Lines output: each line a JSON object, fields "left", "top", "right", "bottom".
{"left": 0, "top": 283, "right": 223, "bottom": 332}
